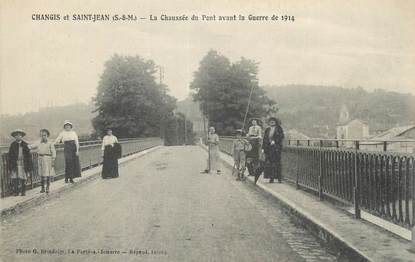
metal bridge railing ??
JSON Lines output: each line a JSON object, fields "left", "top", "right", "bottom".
{"left": 0, "top": 137, "right": 163, "bottom": 198}
{"left": 219, "top": 137, "right": 414, "bottom": 229}
{"left": 286, "top": 138, "right": 415, "bottom": 153}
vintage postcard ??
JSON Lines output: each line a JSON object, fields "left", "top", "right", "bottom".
{"left": 1, "top": 1, "right": 414, "bottom": 261}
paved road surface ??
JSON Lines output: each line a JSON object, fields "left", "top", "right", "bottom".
{"left": 1, "top": 146, "right": 344, "bottom": 262}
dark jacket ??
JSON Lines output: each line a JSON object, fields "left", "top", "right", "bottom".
{"left": 114, "top": 143, "right": 122, "bottom": 159}
{"left": 262, "top": 125, "right": 284, "bottom": 155}
{"left": 8, "top": 141, "right": 33, "bottom": 173}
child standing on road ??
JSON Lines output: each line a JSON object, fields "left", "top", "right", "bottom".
{"left": 30, "top": 129, "right": 56, "bottom": 193}
{"left": 232, "top": 129, "right": 251, "bottom": 181}
{"left": 8, "top": 129, "right": 33, "bottom": 196}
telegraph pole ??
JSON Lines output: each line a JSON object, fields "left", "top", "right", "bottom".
{"left": 158, "top": 65, "right": 164, "bottom": 85}
{"left": 158, "top": 65, "right": 165, "bottom": 142}
{"left": 184, "top": 114, "right": 187, "bottom": 145}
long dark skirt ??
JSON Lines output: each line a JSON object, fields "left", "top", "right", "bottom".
{"left": 64, "top": 141, "right": 81, "bottom": 179}
{"left": 246, "top": 137, "right": 260, "bottom": 159}
{"left": 263, "top": 151, "right": 282, "bottom": 180}
{"left": 102, "top": 145, "right": 119, "bottom": 179}
{"left": 246, "top": 138, "right": 261, "bottom": 176}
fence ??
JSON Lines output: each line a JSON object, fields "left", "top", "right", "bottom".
{"left": 286, "top": 139, "right": 415, "bottom": 153}
{"left": 219, "top": 137, "right": 414, "bottom": 229}
{"left": 0, "top": 137, "right": 163, "bottom": 198}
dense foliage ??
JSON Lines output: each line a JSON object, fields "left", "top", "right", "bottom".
{"left": 190, "top": 50, "right": 276, "bottom": 135}
{"left": 92, "top": 54, "right": 177, "bottom": 138}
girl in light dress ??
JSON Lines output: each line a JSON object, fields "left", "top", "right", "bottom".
{"left": 30, "top": 129, "right": 56, "bottom": 193}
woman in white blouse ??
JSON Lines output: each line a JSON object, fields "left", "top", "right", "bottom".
{"left": 246, "top": 118, "right": 263, "bottom": 177}
{"left": 55, "top": 121, "right": 81, "bottom": 183}
{"left": 101, "top": 129, "right": 120, "bottom": 179}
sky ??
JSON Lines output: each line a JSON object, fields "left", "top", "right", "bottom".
{"left": 1, "top": 0, "right": 414, "bottom": 115}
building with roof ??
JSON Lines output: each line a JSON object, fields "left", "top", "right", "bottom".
{"left": 360, "top": 125, "right": 415, "bottom": 153}
{"left": 285, "top": 129, "right": 311, "bottom": 146}
{"left": 336, "top": 105, "right": 369, "bottom": 140}
{"left": 336, "top": 119, "right": 370, "bottom": 140}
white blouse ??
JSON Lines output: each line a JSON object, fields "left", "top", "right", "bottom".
{"left": 101, "top": 135, "right": 118, "bottom": 150}
{"left": 55, "top": 130, "right": 79, "bottom": 148}
{"left": 248, "top": 125, "right": 262, "bottom": 138}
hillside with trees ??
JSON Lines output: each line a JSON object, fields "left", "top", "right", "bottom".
{"left": 265, "top": 85, "right": 415, "bottom": 138}
{"left": 0, "top": 103, "right": 95, "bottom": 144}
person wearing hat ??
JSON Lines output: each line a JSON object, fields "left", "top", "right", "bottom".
{"left": 261, "top": 117, "right": 285, "bottom": 183}
{"left": 201, "top": 126, "right": 221, "bottom": 175}
{"left": 8, "top": 129, "right": 33, "bottom": 196}
{"left": 29, "top": 129, "right": 56, "bottom": 193}
{"left": 232, "top": 129, "right": 251, "bottom": 181}
{"left": 246, "top": 118, "right": 263, "bottom": 177}
{"left": 247, "top": 118, "right": 262, "bottom": 138}
{"left": 101, "top": 128, "right": 120, "bottom": 179}
{"left": 55, "top": 121, "right": 81, "bottom": 183}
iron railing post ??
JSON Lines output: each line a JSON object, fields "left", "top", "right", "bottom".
{"left": 412, "top": 158, "right": 415, "bottom": 248}
{"left": 296, "top": 140, "right": 300, "bottom": 189}
{"left": 319, "top": 140, "right": 323, "bottom": 201}
{"left": 354, "top": 140, "right": 361, "bottom": 219}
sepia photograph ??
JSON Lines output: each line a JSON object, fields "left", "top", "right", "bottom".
{"left": 0, "top": 0, "right": 414, "bottom": 261}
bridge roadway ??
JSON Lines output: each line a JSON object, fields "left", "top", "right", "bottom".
{"left": 1, "top": 146, "right": 343, "bottom": 262}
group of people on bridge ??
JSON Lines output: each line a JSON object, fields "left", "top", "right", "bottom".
{"left": 202, "top": 117, "right": 284, "bottom": 184}
{"left": 7, "top": 121, "right": 120, "bottom": 196}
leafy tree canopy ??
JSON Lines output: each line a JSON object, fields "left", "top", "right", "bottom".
{"left": 92, "top": 54, "right": 176, "bottom": 138}
{"left": 190, "top": 50, "right": 276, "bottom": 135}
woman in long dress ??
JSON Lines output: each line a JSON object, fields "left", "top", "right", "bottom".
{"left": 262, "top": 117, "right": 284, "bottom": 183}
{"left": 201, "top": 126, "right": 221, "bottom": 175}
{"left": 54, "top": 121, "right": 81, "bottom": 183}
{"left": 101, "top": 129, "right": 120, "bottom": 179}
{"left": 246, "top": 118, "right": 262, "bottom": 176}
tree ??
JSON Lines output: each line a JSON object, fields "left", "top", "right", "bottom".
{"left": 164, "top": 112, "right": 195, "bottom": 146}
{"left": 190, "top": 50, "right": 276, "bottom": 135}
{"left": 92, "top": 54, "right": 176, "bottom": 138}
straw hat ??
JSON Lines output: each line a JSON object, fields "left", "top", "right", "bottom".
{"left": 249, "top": 118, "right": 262, "bottom": 123}
{"left": 267, "top": 117, "right": 279, "bottom": 124}
{"left": 63, "top": 120, "right": 73, "bottom": 128}
{"left": 11, "top": 129, "right": 26, "bottom": 138}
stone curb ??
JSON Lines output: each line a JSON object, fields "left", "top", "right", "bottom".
{"left": 243, "top": 175, "right": 370, "bottom": 262}
{"left": 1, "top": 146, "right": 162, "bottom": 219}
{"left": 199, "top": 143, "right": 370, "bottom": 261}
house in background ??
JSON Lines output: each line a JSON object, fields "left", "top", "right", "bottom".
{"left": 176, "top": 98, "right": 206, "bottom": 137}
{"left": 336, "top": 105, "right": 369, "bottom": 140}
{"left": 336, "top": 119, "right": 370, "bottom": 140}
{"left": 360, "top": 125, "right": 415, "bottom": 153}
